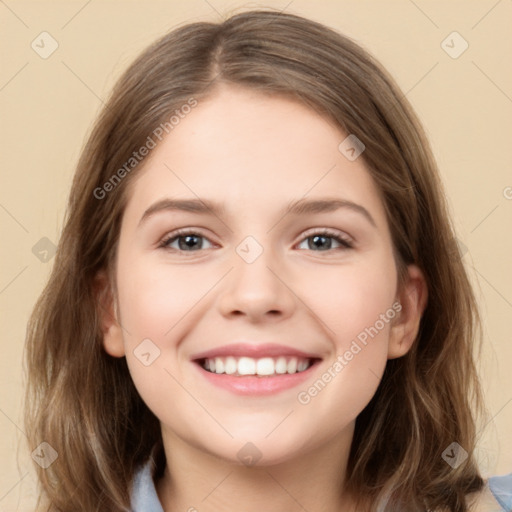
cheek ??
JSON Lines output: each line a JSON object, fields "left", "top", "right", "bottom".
{"left": 293, "top": 255, "right": 396, "bottom": 417}
{"left": 115, "top": 255, "right": 225, "bottom": 415}
{"left": 116, "top": 256, "right": 215, "bottom": 345}
{"left": 297, "top": 253, "right": 397, "bottom": 345}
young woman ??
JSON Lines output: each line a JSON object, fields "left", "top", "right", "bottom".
{"left": 24, "top": 9, "right": 511, "bottom": 512}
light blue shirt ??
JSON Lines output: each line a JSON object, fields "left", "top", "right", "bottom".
{"left": 130, "top": 459, "right": 512, "bottom": 511}
{"left": 490, "top": 473, "right": 512, "bottom": 511}
{"left": 130, "top": 460, "right": 164, "bottom": 512}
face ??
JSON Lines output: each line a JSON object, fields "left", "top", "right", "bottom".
{"left": 101, "top": 84, "right": 424, "bottom": 465}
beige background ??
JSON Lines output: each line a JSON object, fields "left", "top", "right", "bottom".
{"left": 1, "top": 0, "right": 511, "bottom": 508}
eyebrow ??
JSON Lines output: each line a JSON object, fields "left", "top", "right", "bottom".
{"left": 138, "top": 197, "right": 377, "bottom": 228}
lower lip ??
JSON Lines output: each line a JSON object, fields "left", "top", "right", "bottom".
{"left": 193, "top": 361, "right": 320, "bottom": 396}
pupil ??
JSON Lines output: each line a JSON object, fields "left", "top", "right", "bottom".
{"left": 181, "top": 235, "right": 200, "bottom": 250}
{"left": 311, "top": 235, "right": 330, "bottom": 251}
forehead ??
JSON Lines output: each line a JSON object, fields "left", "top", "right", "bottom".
{"left": 122, "top": 85, "right": 388, "bottom": 230}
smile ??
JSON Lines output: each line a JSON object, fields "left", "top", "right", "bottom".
{"left": 200, "top": 356, "right": 315, "bottom": 376}
{"left": 193, "top": 356, "right": 322, "bottom": 396}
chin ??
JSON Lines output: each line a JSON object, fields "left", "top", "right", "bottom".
{"left": 217, "top": 434, "right": 309, "bottom": 467}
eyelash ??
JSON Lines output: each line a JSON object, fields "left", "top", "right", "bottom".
{"left": 158, "top": 228, "right": 354, "bottom": 254}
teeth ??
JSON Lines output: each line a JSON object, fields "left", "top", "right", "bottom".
{"left": 256, "top": 357, "right": 275, "bottom": 376}
{"left": 215, "top": 358, "right": 224, "bottom": 374}
{"left": 238, "top": 357, "right": 256, "bottom": 375}
{"left": 224, "top": 356, "right": 237, "bottom": 375}
{"left": 275, "top": 357, "right": 287, "bottom": 374}
{"left": 201, "top": 356, "right": 313, "bottom": 376}
{"left": 287, "top": 358, "right": 297, "bottom": 374}
{"left": 297, "top": 360, "right": 308, "bottom": 372}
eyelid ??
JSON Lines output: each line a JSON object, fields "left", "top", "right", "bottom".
{"left": 297, "top": 227, "right": 354, "bottom": 247}
{"left": 158, "top": 227, "right": 216, "bottom": 249}
{"left": 158, "top": 226, "right": 354, "bottom": 253}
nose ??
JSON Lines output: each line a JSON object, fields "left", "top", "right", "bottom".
{"left": 217, "top": 246, "right": 297, "bottom": 323}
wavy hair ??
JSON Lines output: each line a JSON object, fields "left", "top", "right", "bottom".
{"left": 24, "top": 9, "right": 486, "bottom": 511}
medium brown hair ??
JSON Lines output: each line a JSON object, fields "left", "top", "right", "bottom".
{"left": 24, "top": 9, "right": 486, "bottom": 511}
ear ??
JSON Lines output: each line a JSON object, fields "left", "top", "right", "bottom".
{"left": 93, "top": 269, "right": 125, "bottom": 358}
{"left": 388, "top": 264, "right": 428, "bottom": 359}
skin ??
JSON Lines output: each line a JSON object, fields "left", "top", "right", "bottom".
{"left": 98, "top": 84, "right": 429, "bottom": 512}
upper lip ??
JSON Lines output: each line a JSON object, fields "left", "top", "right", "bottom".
{"left": 191, "top": 343, "right": 322, "bottom": 361}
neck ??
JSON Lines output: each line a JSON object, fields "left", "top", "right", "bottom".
{"left": 155, "top": 423, "right": 357, "bottom": 512}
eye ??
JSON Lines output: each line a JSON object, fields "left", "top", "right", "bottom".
{"left": 158, "top": 228, "right": 354, "bottom": 254}
{"left": 159, "top": 229, "right": 214, "bottom": 252}
{"left": 296, "top": 229, "right": 353, "bottom": 252}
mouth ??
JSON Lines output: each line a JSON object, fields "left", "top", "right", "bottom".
{"left": 195, "top": 355, "right": 321, "bottom": 377}
{"left": 192, "top": 355, "right": 323, "bottom": 396}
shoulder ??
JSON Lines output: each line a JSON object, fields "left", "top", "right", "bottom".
{"left": 466, "top": 474, "right": 512, "bottom": 512}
